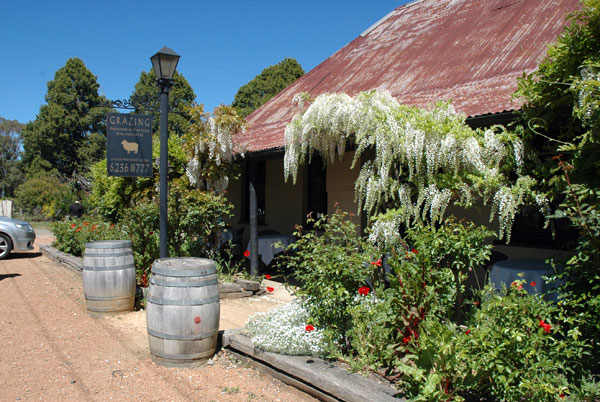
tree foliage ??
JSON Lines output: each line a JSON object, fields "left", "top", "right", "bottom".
{"left": 515, "top": 0, "right": 600, "bottom": 191}
{"left": 21, "top": 58, "right": 108, "bottom": 177}
{"left": 0, "top": 117, "right": 25, "bottom": 197}
{"left": 131, "top": 69, "right": 196, "bottom": 137}
{"left": 232, "top": 57, "right": 304, "bottom": 117}
{"left": 89, "top": 132, "right": 187, "bottom": 222}
{"left": 89, "top": 69, "right": 196, "bottom": 221}
{"left": 515, "top": 0, "right": 600, "bottom": 371}
{"left": 14, "top": 172, "right": 74, "bottom": 219}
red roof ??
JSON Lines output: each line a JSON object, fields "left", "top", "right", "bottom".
{"left": 236, "top": 0, "right": 579, "bottom": 152}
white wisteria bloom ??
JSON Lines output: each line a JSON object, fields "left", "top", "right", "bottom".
{"left": 185, "top": 105, "right": 244, "bottom": 193}
{"left": 284, "top": 89, "right": 533, "bottom": 240}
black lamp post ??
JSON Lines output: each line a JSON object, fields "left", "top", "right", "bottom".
{"left": 150, "top": 46, "right": 180, "bottom": 259}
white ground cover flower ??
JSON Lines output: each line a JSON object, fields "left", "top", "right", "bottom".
{"left": 244, "top": 300, "right": 326, "bottom": 357}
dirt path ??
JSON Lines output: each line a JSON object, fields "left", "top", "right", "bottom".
{"left": 0, "top": 235, "right": 314, "bottom": 402}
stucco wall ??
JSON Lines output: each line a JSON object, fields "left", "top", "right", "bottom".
{"left": 326, "top": 152, "right": 361, "bottom": 228}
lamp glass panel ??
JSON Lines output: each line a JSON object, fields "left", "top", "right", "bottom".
{"left": 159, "top": 54, "right": 179, "bottom": 80}
{"left": 150, "top": 54, "right": 162, "bottom": 78}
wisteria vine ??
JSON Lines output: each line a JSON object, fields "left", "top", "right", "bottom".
{"left": 284, "top": 89, "right": 537, "bottom": 242}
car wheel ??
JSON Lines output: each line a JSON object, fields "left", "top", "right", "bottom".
{"left": 0, "top": 233, "right": 12, "bottom": 260}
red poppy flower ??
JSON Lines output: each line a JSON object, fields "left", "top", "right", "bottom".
{"left": 403, "top": 336, "right": 411, "bottom": 344}
{"left": 539, "top": 319, "right": 552, "bottom": 333}
{"left": 83, "top": 222, "right": 88, "bottom": 226}
{"left": 266, "top": 286, "right": 274, "bottom": 293}
{"left": 465, "top": 329, "right": 471, "bottom": 335}
{"left": 110, "top": 223, "right": 115, "bottom": 229}
{"left": 71, "top": 224, "right": 76, "bottom": 228}
{"left": 530, "top": 281, "right": 536, "bottom": 287}
{"left": 91, "top": 225, "right": 97, "bottom": 231}
{"left": 140, "top": 273, "right": 148, "bottom": 287}
{"left": 264, "top": 274, "right": 272, "bottom": 280}
{"left": 243, "top": 250, "right": 250, "bottom": 258}
{"left": 358, "top": 286, "right": 370, "bottom": 296}
{"left": 511, "top": 281, "right": 523, "bottom": 290}
{"left": 76, "top": 227, "right": 81, "bottom": 232}
{"left": 305, "top": 325, "right": 315, "bottom": 332}
{"left": 371, "top": 259, "right": 382, "bottom": 267}
{"left": 411, "top": 248, "right": 418, "bottom": 254}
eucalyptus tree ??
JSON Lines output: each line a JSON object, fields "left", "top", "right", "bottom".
{"left": 0, "top": 117, "right": 25, "bottom": 197}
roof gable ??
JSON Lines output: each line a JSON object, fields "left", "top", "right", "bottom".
{"left": 236, "top": 0, "right": 579, "bottom": 152}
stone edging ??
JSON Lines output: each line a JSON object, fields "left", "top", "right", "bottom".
{"left": 221, "top": 330, "right": 403, "bottom": 402}
{"left": 39, "top": 244, "right": 264, "bottom": 299}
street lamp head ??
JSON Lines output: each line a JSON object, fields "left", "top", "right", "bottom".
{"left": 150, "top": 46, "right": 180, "bottom": 81}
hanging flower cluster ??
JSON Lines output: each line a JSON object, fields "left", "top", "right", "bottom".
{"left": 184, "top": 104, "right": 246, "bottom": 193}
{"left": 284, "top": 89, "right": 537, "bottom": 240}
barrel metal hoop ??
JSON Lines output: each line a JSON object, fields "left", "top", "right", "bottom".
{"left": 150, "top": 349, "right": 215, "bottom": 361}
{"left": 84, "top": 251, "right": 133, "bottom": 258}
{"left": 150, "top": 278, "right": 218, "bottom": 288}
{"left": 83, "top": 264, "right": 135, "bottom": 272}
{"left": 85, "top": 241, "right": 132, "bottom": 249}
{"left": 85, "top": 295, "right": 132, "bottom": 301}
{"left": 147, "top": 327, "right": 217, "bottom": 341}
{"left": 147, "top": 295, "right": 220, "bottom": 306}
{"left": 151, "top": 268, "right": 215, "bottom": 277}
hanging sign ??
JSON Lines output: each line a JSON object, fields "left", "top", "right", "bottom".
{"left": 106, "top": 112, "right": 153, "bottom": 177}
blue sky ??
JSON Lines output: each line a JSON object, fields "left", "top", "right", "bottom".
{"left": 1, "top": 1, "right": 408, "bottom": 124}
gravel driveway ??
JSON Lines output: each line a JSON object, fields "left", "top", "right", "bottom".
{"left": 0, "top": 235, "right": 314, "bottom": 401}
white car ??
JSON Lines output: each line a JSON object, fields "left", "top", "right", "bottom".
{"left": 0, "top": 216, "right": 36, "bottom": 260}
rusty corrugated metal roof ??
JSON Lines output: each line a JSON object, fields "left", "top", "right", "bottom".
{"left": 235, "top": 0, "right": 579, "bottom": 153}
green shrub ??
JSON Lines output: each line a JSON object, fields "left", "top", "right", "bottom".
{"left": 119, "top": 203, "right": 159, "bottom": 286}
{"left": 276, "top": 207, "right": 374, "bottom": 348}
{"left": 396, "top": 285, "right": 591, "bottom": 401}
{"left": 166, "top": 179, "right": 234, "bottom": 258}
{"left": 552, "top": 184, "right": 600, "bottom": 371}
{"left": 50, "top": 218, "right": 124, "bottom": 256}
{"left": 344, "top": 218, "right": 493, "bottom": 375}
{"left": 15, "top": 173, "right": 75, "bottom": 219}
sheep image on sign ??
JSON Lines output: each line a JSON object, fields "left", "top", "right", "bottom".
{"left": 106, "top": 112, "right": 153, "bottom": 177}
{"left": 121, "top": 140, "right": 139, "bottom": 154}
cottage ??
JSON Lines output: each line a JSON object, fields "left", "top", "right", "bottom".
{"left": 227, "top": 0, "right": 580, "bottom": 271}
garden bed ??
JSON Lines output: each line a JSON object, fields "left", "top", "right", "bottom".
{"left": 221, "top": 329, "right": 401, "bottom": 402}
{"left": 39, "top": 244, "right": 266, "bottom": 298}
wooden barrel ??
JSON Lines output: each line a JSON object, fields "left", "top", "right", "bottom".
{"left": 82, "top": 240, "right": 136, "bottom": 316}
{"left": 146, "top": 257, "right": 220, "bottom": 367}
